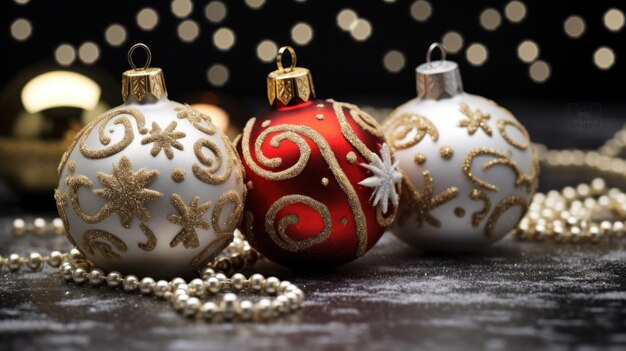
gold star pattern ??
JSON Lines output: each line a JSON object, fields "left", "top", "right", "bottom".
{"left": 94, "top": 156, "right": 161, "bottom": 229}
{"left": 141, "top": 121, "right": 186, "bottom": 159}
{"left": 398, "top": 171, "right": 459, "bottom": 228}
{"left": 458, "top": 102, "right": 493, "bottom": 136}
{"left": 168, "top": 193, "right": 211, "bottom": 249}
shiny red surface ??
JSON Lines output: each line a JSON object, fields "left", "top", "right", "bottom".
{"left": 237, "top": 99, "right": 388, "bottom": 268}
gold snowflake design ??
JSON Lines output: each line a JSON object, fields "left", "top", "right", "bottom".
{"left": 94, "top": 156, "right": 162, "bottom": 229}
{"left": 399, "top": 171, "right": 459, "bottom": 228}
{"left": 458, "top": 102, "right": 493, "bottom": 136}
{"left": 141, "top": 121, "right": 186, "bottom": 159}
{"left": 168, "top": 194, "right": 211, "bottom": 249}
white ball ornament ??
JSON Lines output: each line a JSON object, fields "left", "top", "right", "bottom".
{"left": 55, "top": 44, "right": 245, "bottom": 278}
{"left": 383, "top": 43, "right": 539, "bottom": 252}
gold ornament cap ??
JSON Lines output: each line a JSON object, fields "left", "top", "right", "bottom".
{"left": 121, "top": 43, "right": 167, "bottom": 103}
{"left": 267, "top": 46, "right": 316, "bottom": 106}
{"left": 416, "top": 43, "right": 464, "bottom": 100}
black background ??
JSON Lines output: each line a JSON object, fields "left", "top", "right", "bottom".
{"left": 1, "top": 0, "right": 625, "bottom": 103}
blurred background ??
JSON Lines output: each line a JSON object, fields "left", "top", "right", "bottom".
{"left": 1, "top": 0, "right": 625, "bottom": 212}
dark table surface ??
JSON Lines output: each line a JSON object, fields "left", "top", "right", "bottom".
{"left": 1, "top": 100, "right": 626, "bottom": 351}
{"left": 1, "top": 220, "right": 625, "bottom": 351}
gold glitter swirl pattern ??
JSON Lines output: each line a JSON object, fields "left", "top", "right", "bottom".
{"left": 192, "top": 134, "right": 233, "bottom": 185}
{"left": 346, "top": 151, "right": 357, "bottom": 164}
{"left": 138, "top": 223, "right": 157, "bottom": 252}
{"left": 168, "top": 194, "right": 211, "bottom": 249}
{"left": 484, "top": 196, "right": 528, "bottom": 238}
{"left": 244, "top": 119, "right": 370, "bottom": 256}
{"left": 376, "top": 204, "right": 396, "bottom": 227}
{"left": 175, "top": 104, "right": 217, "bottom": 135}
{"left": 497, "top": 119, "right": 530, "bottom": 150}
{"left": 141, "top": 121, "right": 186, "bottom": 159}
{"left": 79, "top": 108, "right": 148, "bottom": 159}
{"left": 397, "top": 173, "right": 459, "bottom": 228}
{"left": 93, "top": 157, "right": 161, "bottom": 228}
{"left": 328, "top": 99, "right": 384, "bottom": 138}
{"left": 328, "top": 99, "right": 378, "bottom": 163}
{"left": 82, "top": 229, "right": 128, "bottom": 260}
{"left": 469, "top": 188, "right": 491, "bottom": 227}
{"left": 439, "top": 146, "right": 454, "bottom": 159}
{"left": 463, "top": 148, "right": 535, "bottom": 193}
{"left": 54, "top": 188, "right": 77, "bottom": 247}
{"left": 241, "top": 118, "right": 311, "bottom": 181}
{"left": 383, "top": 112, "right": 439, "bottom": 151}
{"left": 265, "top": 195, "right": 332, "bottom": 252}
{"left": 458, "top": 102, "right": 492, "bottom": 136}
{"left": 67, "top": 174, "right": 110, "bottom": 224}
{"left": 212, "top": 191, "right": 243, "bottom": 239}
{"left": 190, "top": 190, "right": 242, "bottom": 266}
{"left": 414, "top": 153, "right": 427, "bottom": 165}
{"left": 171, "top": 168, "right": 186, "bottom": 183}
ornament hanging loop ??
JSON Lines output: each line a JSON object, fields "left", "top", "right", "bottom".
{"left": 128, "top": 43, "right": 152, "bottom": 71}
{"left": 427, "top": 42, "right": 446, "bottom": 68}
{"left": 276, "top": 46, "right": 297, "bottom": 72}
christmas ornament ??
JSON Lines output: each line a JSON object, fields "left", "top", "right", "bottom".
{"left": 236, "top": 46, "right": 401, "bottom": 268}
{"left": 55, "top": 44, "right": 245, "bottom": 278}
{"left": 383, "top": 43, "right": 539, "bottom": 252}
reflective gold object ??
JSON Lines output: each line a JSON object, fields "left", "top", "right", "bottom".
{"left": 266, "top": 46, "right": 316, "bottom": 106}
{"left": 121, "top": 44, "right": 167, "bottom": 102}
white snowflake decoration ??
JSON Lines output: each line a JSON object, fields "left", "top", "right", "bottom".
{"left": 359, "top": 143, "right": 402, "bottom": 214}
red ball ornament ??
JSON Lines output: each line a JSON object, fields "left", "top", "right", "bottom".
{"left": 236, "top": 47, "right": 402, "bottom": 268}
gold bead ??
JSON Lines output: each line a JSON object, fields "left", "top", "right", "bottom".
{"left": 239, "top": 300, "right": 254, "bottom": 320}
{"left": 249, "top": 274, "right": 265, "bottom": 292}
{"left": 256, "top": 299, "right": 272, "bottom": 319}
{"left": 139, "top": 277, "right": 156, "bottom": 295}
{"left": 8, "top": 253, "right": 22, "bottom": 272}
{"left": 612, "top": 222, "right": 625, "bottom": 237}
{"left": 221, "top": 293, "right": 239, "bottom": 319}
{"left": 89, "top": 269, "right": 105, "bottom": 285}
{"left": 278, "top": 281, "right": 292, "bottom": 294}
{"left": 229, "top": 254, "right": 245, "bottom": 270}
{"left": 215, "top": 258, "right": 231, "bottom": 273}
{"left": 206, "top": 277, "right": 221, "bottom": 294}
{"left": 201, "top": 268, "right": 215, "bottom": 280}
{"left": 72, "top": 267, "right": 87, "bottom": 284}
{"left": 154, "top": 280, "right": 171, "bottom": 298}
{"left": 285, "top": 292, "right": 299, "bottom": 310}
{"left": 33, "top": 218, "right": 46, "bottom": 235}
{"left": 231, "top": 273, "right": 246, "bottom": 291}
{"left": 265, "top": 277, "right": 280, "bottom": 294}
{"left": 170, "top": 277, "right": 186, "bottom": 289}
{"left": 61, "top": 265, "right": 73, "bottom": 281}
{"left": 12, "top": 219, "right": 26, "bottom": 236}
{"left": 183, "top": 297, "right": 201, "bottom": 317}
{"left": 173, "top": 294, "right": 189, "bottom": 311}
{"left": 48, "top": 251, "right": 63, "bottom": 268}
{"left": 27, "top": 252, "right": 43, "bottom": 271}
{"left": 52, "top": 218, "right": 65, "bottom": 234}
{"left": 200, "top": 301, "right": 218, "bottom": 320}
{"left": 189, "top": 278, "right": 205, "bottom": 296}
{"left": 106, "top": 271, "right": 122, "bottom": 287}
{"left": 123, "top": 275, "right": 139, "bottom": 292}
{"left": 69, "top": 249, "right": 83, "bottom": 261}
{"left": 600, "top": 221, "right": 612, "bottom": 236}
{"left": 274, "top": 295, "right": 290, "bottom": 314}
